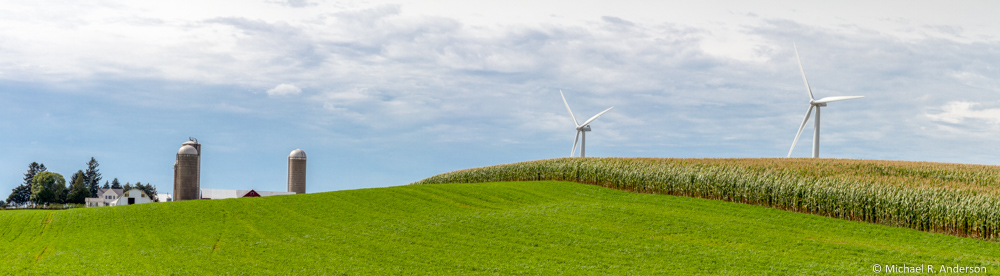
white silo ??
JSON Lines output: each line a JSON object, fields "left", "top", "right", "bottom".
{"left": 174, "top": 140, "right": 201, "bottom": 201}
{"left": 288, "top": 149, "right": 306, "bottom": 194}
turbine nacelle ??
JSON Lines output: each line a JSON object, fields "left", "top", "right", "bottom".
{"left": 576, "top": 125, "right": 592, "bottom": 132}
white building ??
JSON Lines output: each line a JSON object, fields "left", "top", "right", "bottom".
{"left": 113, "top": 188, "right": 154, "bottom": 206}
{"left": 85, "top": 189, "right": 124, "bottom": 207}
{"left": 157, "top": 194, "right": 173, "bottom": 202}
{"left": 254, "top": 190, "right": 296, "bottom": 197}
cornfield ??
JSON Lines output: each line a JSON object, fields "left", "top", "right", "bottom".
{"left": 412, "top": 157, "right": 1000, "bottom": 240}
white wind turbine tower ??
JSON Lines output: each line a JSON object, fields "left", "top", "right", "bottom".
{"left": 787, "top": 44, "right": 864, "bottom": 158}
{"left": 560, "top": 90, "right": 614, "bottom": 157}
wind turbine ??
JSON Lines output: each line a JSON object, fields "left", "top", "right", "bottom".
{"left": 787, "top": 44, "right": 864, "bottom": 158}
{"left": 560, "top": 90, "right": 614, "bottom": 157}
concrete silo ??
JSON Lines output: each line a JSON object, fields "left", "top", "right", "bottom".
{"left": 287, "top": 149, "right": 306, "bottom": 194}
{"left": 182, "top": 138, "right": 201, "bottom": 189}
{"left": 173, "top": 140, "right": 201, "bottom": 201}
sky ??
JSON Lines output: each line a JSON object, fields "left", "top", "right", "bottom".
{"left": 2, "top": 0, "right": 999, "bottom": 196}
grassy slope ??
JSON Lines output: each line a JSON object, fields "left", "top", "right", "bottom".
{"left": 2, "top": 181, "right": 999, "bottom": 275}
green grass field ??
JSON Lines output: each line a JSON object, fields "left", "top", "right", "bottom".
{"left": 2, "top": 181, "right": 998, "bottom": 274}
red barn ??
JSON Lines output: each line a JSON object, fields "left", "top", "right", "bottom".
{"left": 242, "top": 190, "right": 261, "bottom": 197}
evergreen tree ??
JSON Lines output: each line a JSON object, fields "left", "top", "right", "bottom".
{"left": 66, "top": 170, "right": 90, "bottom": 204}
{"left": 69, "top": 171, "right": 82, "bottom": 190}
{"left": 84, "top": 157, "right": 102, "bottom": 197}
{"left": 122, "top": 182, "right": 133, "bottom": 193}
{"left": 30, "top": 172, "right": 65, "bottom": 206}
{"left": 6, "top": 184, "right": 31, "bottom": 207}
{"left": 6, "top": 162, "right": 46, "bottom": 206}
{"left": 110, "top": 178, "right": 122, "bottom": 189}
{"left": 23, "top": 162, "right": 46, "bottom": 186}
{"left": 102, "top": 180, "right": 110, "bottom": 189}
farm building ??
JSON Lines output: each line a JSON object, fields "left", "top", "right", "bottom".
{"left": 84, "top": 188, "right": 124, "bottom": 207}
{"left": 113, "top": 188, "right": 154, "bottom": 206}
{"left": 157, "top": 194, "right": 172, "bottom": 202}
{"left": 200, "top": 189, "right": 294, "bottom": 200}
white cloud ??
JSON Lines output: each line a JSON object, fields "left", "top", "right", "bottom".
{"left": 215, "top": 103, "right": 252, "bottom": 113}
{"left": 950, "top": 70, "right": 999, "bottom": 92}
{"left": 927, "top": 101, "right": 1000, "bottom": 124}
{"left": 276, "top": 0, "right": 315, "bottom": 8}
{"left": 266, "top": 83, "right": 302, "bottom": 96}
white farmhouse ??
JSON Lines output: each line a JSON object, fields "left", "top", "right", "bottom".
{"left": 85, "top": 189, "right": 124, "bottom": 207}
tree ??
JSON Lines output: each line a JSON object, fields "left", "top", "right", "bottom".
{"left": 69, "top": 171, "right": 82, "bottom": 189}
{"left": 54, "top": 180, "right": 68, "bottom": 204}
{"left": 66, "top": 170, "right": 90, "bottom": 204}
{"left": 110, "top": 178, "right": 122, "bottom": 189}
{"left": 102, "top": 181, "right": 110, "bottom": 189}
{"left": 23, "top": 162, "right": 46, "bottom": 186}
{"left": 6, "top": 162, "right": 47, "bottom": 207}
{"left": 6, "top": 184, "right": 31, "bottom": 207}
{"left": 30, "top": 172, "right": 65, "bottom": 206}
{"left": 84, "top": 157, "right": 102, "bottom": 197}
{"left": 122, "top": 182, "right": 133, "bottom": 194}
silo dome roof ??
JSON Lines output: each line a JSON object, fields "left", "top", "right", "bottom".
{"left": 289, "top": 149, "right": 306, "bottom": 158}
{"left": 178, "top": 145, "right": 199, "bottom": 155}
{"left": 182, "top": 140, "right": 198, "bottom": 146}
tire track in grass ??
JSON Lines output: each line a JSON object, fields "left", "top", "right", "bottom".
{"left": 42, "top": 213, "right": 53, "bottom": 229}
{"left": 0, "top": 211, "right": 46, "bottom": 273}
{"left": 268, "top": 201, "right": 358, "bottom": 248}
{"left": 390, "top": 184, "right": 598, "bottom": 270}
{"left": 220, "top": 199, "right": 299, "bottom": 273}
{"left": 32, "top": 212, "right": 56, "bottom": 264}
{"left": 32, "top": 212, "right": 55, "bottom": 239}
{"left": 237, "top": 195, "right": 385, "bottom": 272}
{"left": 34, "top": 246, "right": 46, "bottom": 263}
{"left": 3, "top": 210, "right": 57, "bottom": 266}
{"left": 213, "top": 211, "right": 226, "bottom": 253}
{"left": 247, "top": 198, "right": 352, "bottom": 270}
{"left": 0, "top": 212, "right": 17, "bottom": 243}
{"left": 402, "top": 186, "right": 501, "bottom": 211}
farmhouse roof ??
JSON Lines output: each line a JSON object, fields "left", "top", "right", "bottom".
{"left": 99, "top": 189, "right": 124, "bottom": 197}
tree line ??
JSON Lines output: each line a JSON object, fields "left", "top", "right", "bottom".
{"left": 2, "top": 158, "right": 158, "bottom": 208}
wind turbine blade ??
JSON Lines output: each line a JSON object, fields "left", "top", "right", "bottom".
{"left": 560, "top": 90, "right": 580, "bottom": 127}
{"left": 580, "top": 106, "right": 614, "bottom": 127}
{"left": 793, "top": 43, "right": 815, "bottom": 101}
{"left": 787, "top": 105, "right": 814, "bottom": 158}
{"left": 571, "top": 131, "right": 580, "bottom": 157}
{"left": 814, "top": 96, "right": 864, "bottom": 104}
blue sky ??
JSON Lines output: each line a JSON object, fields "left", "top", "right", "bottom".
{"left": 2, "top": 0, "right": 999, "bottom": 195}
